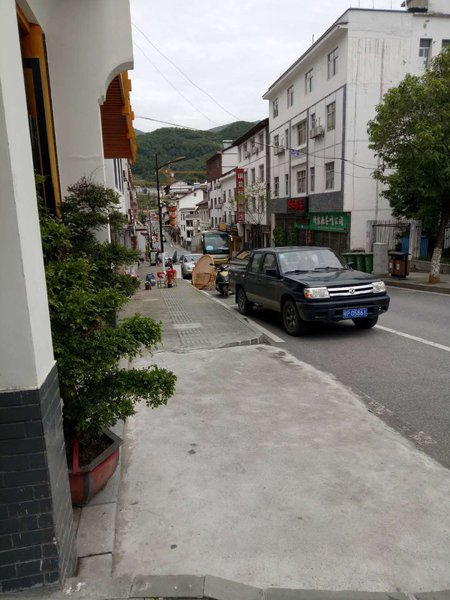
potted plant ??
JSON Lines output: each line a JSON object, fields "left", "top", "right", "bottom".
{"left": 39, "top": 178, "right": 176, "bottom": 505}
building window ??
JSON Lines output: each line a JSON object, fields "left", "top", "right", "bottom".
{"left": 274, "top": 134, "right": 279, "bottom": 151}
{"left": 273, "top": 98, "right": 279, "bottom": 118}
{"left": 442, "top": 39, "right": 450, "bottom": 49}
{"left": 258, "top": 132, "right": 264, "bottom": 149}
{"left": 326, "top": 101, "right": 336, "bottom": 131}
{"left": 238, "top": 147, "right": 242, "bottom": 161}
{"left": 251, "top": 168, "right": 256, "bottom": 184}
{"left": 297, "top": 120, "right": 307, "bottom": 146}
{"left": 327, "top": 48, "right": 338, "bottom": 79}
{"left": 297, "top": 169, "right": 306, "bottom": 194}
{"left": 287, "top": 85, "right": 294, "bottom": 107}
{"left": 325, "top": 162, "right": 334, "bottom": 190}
{"left": 274, "top": 176, "right": 279, "bottom": 197}
{"left": 259, "top": 164, "right": 265, "bottom": 182}
{"left": 305, "top": 69, "right": 313, "bottom": 94}
{"left": 285, "top": 128, "right": 289, "bottom": 149}
{"left": 285, "top": 174, "right": 289, "bottom": 196}
{"left": 419, "top": 38, "right": 432, "bottom": 69}
{"left": 310, "top": 167, "right": 315, "bottom": 192}
{"left": 311, "top": 113, "right": 316, "bottom": 129}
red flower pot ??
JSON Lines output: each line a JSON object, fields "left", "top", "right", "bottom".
{"left": 69, "top": 428, "right": 122, "bottom": 506}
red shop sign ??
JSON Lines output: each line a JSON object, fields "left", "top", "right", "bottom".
{"left": 287, "top": 198, "right": 305, "bottom": 212}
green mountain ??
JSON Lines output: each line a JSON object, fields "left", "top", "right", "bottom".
{"left": 132, "top": 121, "right": 256, "bottom": 184}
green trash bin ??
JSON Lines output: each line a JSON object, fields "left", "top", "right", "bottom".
{"left": 342, "top": 252, "right": 355, "bottom": 267}
{"left": 353, "top": 253, "right": 366, "bottom": 272}
{"left": 364, "top": 253, "right": 374, "bottom": 274}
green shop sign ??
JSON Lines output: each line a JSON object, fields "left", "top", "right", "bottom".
{"left": 295, "top": 212, "right": 350, "bottom": 232}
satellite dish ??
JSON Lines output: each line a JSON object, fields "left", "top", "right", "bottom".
{"left": 192, "top": 254, "right": 215, "bottom": 290}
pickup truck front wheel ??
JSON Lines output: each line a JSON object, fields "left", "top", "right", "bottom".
{"left": 237, "top": 288, "right": 253, "bottom": 315}
{"left": 282, "top": 299, "right": 308, "bottom": 336}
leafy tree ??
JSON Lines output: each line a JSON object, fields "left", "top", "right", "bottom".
{"left": 368, "top": 48, "right": 450, "bottom": 283}
{"left": 230, "top": 181, "right": 271, "bottom": 249}
{"left": 39, "top": 180, "right": 176, "bottom": 454}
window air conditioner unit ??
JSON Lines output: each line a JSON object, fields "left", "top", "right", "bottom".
{"left": 310, "top": 125, "right": 325, "bottom": 139}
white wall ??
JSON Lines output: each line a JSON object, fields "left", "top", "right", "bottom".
{"left": 24, "top": 0, "right": 133, "bottom": 194}
{"left": 0, "top": 2, "right": 54, "bottom": 389}
{"left": 345, "top": 8, "right": 450, "bottom": 248}
{"left": 264, "top": 6, "right": 450, "bottom": 250}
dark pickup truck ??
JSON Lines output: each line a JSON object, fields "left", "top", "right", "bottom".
{"left": 230, "top": 246, "right": 390, "bottom": 336}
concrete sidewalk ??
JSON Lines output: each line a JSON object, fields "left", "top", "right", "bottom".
{"left": 6, "top": 266, "right": 450, "bottom": 600}
{"left": 383, "top": 271, "right": 450, "bottom": 295}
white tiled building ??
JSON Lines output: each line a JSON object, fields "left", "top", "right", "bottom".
{"left": 206, "top": 121, "right": 271, "bottom": 250}
{"left": 175, "top": 188, "right": 207, "bottom": 248}
{"left": 263, "top": 0, "right": 450, "bottom": 254}
{"left": 232, "top": 119, "right": 271, "bottom": 248}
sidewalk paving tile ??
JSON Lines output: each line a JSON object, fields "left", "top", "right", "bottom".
{"left": 131, "top": 575, "right": 205, "bottom": 598}
{"left": 76, "top": 503, "right": 116, "bottom": 557}
{"left": 204, "top": 575, "right": 264, "bottom": 600}
{"left": 265, "top": 592, "right": 409, "bottom": 600}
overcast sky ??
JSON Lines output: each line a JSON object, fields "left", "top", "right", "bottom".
{"left": 130, "top": 0, "right": 402, "bottom": 133}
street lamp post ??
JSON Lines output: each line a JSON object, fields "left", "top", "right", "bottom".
{"left": 155, "top": 154, "right": 186, "bottom": 255}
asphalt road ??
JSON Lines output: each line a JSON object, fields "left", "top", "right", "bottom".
{"left": 206, "top": 285, "right": 450, "bottom": 469}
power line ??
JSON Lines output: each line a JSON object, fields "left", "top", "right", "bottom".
{"left": 135, "top": 115, "right": 199, "bottom": 130}
{"left": 132, "top": 22, "right": 241, "bottom": 122}
{"left": 133, "top": 41, "right": 219, "bottom": 127}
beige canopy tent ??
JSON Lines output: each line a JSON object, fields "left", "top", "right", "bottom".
{"left": 192, "top": 254, "right": 215, "bottom": 290}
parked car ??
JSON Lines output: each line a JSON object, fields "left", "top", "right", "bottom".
{"left": 230, "top": 246, "right": 390, "bottom": 336}
{"left": 181, "top": 254, "right": 203, "bottom": 279}
{"left": 227, "top": 250, "right": 251, "bottom": 293}
{"left": 172, "top": 250, "right": 185, "bottom": 264}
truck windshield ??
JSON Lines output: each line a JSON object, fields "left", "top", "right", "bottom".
{"left": 279, "top": 249, "right": 345, "bottom": 274}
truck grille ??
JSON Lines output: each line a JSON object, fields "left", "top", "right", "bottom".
{"left": 327, "top": 283, "right": 374, "bottom": 298}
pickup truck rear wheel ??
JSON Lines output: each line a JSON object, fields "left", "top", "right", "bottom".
{"left": 282, "top": 299, "right": 308, "bottom": 336}
{"left": 353, "top": 315, "right": 378, "bottom": 329}
{"left": 237, "top": 288, "right": 253, "bottom": 315}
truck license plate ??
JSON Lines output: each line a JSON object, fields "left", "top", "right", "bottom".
{"left": 343, "top": 307, "right": 368, "bottom": 319}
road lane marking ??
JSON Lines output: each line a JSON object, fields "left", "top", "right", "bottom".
{"left": 376, "top": 325, "right": 450, "bottom": 352}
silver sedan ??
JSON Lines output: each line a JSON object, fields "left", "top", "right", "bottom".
{"left": 181, "top": 254, "right": 203, "bottom": 279}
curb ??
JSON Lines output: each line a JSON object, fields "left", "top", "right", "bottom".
{"left": 129, "top": 575, "right": 450, "bottom": 600}
{"left": 383, "top": 279, "right": 450, "bottom": 295}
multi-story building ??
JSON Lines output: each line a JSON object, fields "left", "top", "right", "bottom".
{"left": 206, "top": 121, "right": 271, "bottom": 250}
{"left": 0, "top": 1, "right": 135, "bottom": 592}
{"left": 195, "top": 196, "right": 210, "bottom": 233}
{"left": 175, "top": 188, "right": 208, "bottom": 248}
{"left": 232, "top": 119, "right": 271, "bottom": 248}
{"left": 207, "top": 141, "right": 238, "bottom": 228}
{"left": 263, "top": 0, "right": 450, "bottom": 254}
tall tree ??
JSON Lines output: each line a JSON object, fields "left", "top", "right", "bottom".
{"left": 230, "top": 181, "right": 271, "bottom": 249}
{"left": 368, "top": 48, "right": 450, "bottom": 283}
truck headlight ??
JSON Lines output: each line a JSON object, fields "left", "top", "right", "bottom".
{"left": 304, "top": 287, "right": 330, "bottom": 299}
{"left": 372, "top": 281, "right": 386, "bottom": 293}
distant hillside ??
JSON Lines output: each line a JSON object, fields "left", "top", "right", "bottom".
{"left": 132, "top": 121, "right": 256, "bottom": 183}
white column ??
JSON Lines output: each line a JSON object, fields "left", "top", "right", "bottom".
{"left": 0, "top": 1, "right": 55, "bottom": 390}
